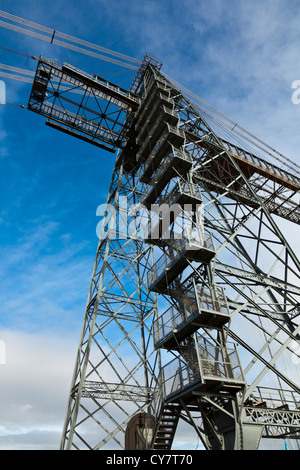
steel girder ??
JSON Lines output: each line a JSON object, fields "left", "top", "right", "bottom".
{"left": 28, "top": 58, "right": 300, "bottom": 450}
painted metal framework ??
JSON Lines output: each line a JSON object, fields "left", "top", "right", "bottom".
{"left": 27, "top": 55, "right": 300, "bottom": 450}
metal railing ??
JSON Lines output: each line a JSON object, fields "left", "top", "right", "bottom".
{"left": 162, "top": 341, "right": 245, "bottom": 399}
{"left": 31, "top": 101, "right": 120, "bottom": 142}
{"left": 139, "top": 146, "right": 193, "bottom": 187}
{"left": 248, "top": 386, "right": 300, "bottom": 410}
{"left": 147, "top": 236, "right": 188, "bottom": 289}
{"left": 136, "top": 105, "right": 179, "bottom": 143}
{"left": 243, "top": 386, "right": 300, "bottom": 433}
{"left": 163, "top": 356, "right": 200, "bottom": 399}
{"left": 153, "top": 285, "right": 229, "bottom": 346}
{"left": 147, "top": 232, "right": 215, "bottom": 289}
{"left": 147, "top": 249, "right": 173, "bottom": 289}
{"left": 197, "top": 342, "right": 244, "bottom": 382}
{"left": 196, "top": 284, "right": 229, "bottom": 314}
{"left": 222, "top": 139, "right": 300, "bottom": 188}
{"left": 137, "top": 122, "right": 185, "bottom": 161}
{"left": 154, "top": 304, "right": 186, "bottom": 346}
{"left": 157, "top": 177, "right": 203, "bottom": 207}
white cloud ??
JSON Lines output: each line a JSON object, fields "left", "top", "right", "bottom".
{"left": 150, "top": 0, "right": 300, "bottom": 164}
{"left": 0, "top": 221, "right": 92, "bottom": 332}
{"left": 0, "top": 0, "right": 299, "bottom": 451}
{"left": 0, "top": 328, "right": 78, "bottom": 449}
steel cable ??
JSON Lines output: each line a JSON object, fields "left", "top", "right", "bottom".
{"left": 164, "top": 72, "right": 300, "bottom": 175}
{"left": 0, "top": 10, "right": 141, "bottom": 71}
{"left": 0, "top": 9, "right": 141, "bottom": 64}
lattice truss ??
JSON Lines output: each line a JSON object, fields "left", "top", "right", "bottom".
{"left": 27, "top": 56, "right": 300, "bottom": 450}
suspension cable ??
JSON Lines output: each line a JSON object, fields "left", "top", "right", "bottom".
{"left": 0, "top": 63, "right": 35, "bottom": 76}
{"left": 0, "top": 10, "right": 141, "bottom": 71}
{"left": 0, "top": 45, "right": 37, "bottom": 60}
{"left": 0, "top": 70, "right": 33, "bottom": 83}
{"left": 164, "top": 73, "right": 300, "bottom": 174}
{"left": 0, "top": 9, "right": 141, "bottom": 65}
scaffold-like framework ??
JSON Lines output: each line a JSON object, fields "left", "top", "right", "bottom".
{"left": 27, "top": 53, "right": 300, "bottom": 451}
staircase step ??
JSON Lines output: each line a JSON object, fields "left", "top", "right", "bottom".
{"left": 152, "top": 408, "right": 180, "bottom": 450}
{"left": 160, "top": 423, "right": 176, "bottom": 427}
{"left": 157, "top": 429, "right": 175, "bottom": 433}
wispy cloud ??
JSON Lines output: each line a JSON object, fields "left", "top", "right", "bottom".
{"left": 0, "top": 328, "right": 78, "bottom": 449}
{"left": 0, "top": 221, "right": 92, "bottom": 332}
{"left": 0, "top": 0, "right": 299, "bottom": 451}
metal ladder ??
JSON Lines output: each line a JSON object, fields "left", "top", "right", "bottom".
{"left": 152, "top": 404, "right": 180, "bottom": 450}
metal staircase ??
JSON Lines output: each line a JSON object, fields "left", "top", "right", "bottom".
{"left": 26, "top": 54, "right": 300, "bottom": 450}
{"left": 152, "top": 404, "right": 180, "bottom": 450}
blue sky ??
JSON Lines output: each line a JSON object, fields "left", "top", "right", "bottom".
{"left": 0, "top": 0, "right": 300, "bottom": 450}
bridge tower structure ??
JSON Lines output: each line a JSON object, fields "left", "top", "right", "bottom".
{"left": 27, "top": 54, "right": 300, "bottom": 450}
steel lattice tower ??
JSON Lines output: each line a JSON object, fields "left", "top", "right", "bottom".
{"left": 27, "top": 54, "right": 300, "bottom": 450}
